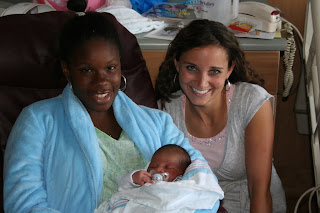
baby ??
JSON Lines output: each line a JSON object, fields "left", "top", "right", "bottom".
{"left": 119, "top": 144, "right": 191, "bottom": 189}
{"left": 95, "top": 144, "right": 224, "bottom": 213}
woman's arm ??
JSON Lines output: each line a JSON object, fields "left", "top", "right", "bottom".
{"left": 3, "top": 107, "right": 61, "bottom": 213}
{"left": 245, "top": 99, "right": 274, "bottom": 213}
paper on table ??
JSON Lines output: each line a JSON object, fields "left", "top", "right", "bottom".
{"left": 143, "top": 19, "right": 190, "bottom": 40}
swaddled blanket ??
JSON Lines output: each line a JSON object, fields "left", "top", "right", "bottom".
{"left": 95, "top": 160, "right": 224, "bottom": 213}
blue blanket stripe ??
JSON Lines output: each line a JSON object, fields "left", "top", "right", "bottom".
{"left": 111, "top": 199, "right": 129, "bottom": 210}
{"left": 183, "top": 160, "right": 213, "bottom": 180}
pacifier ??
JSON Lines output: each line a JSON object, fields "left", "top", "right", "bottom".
{"left": 150, "top": 170, "right": 170, "bottom": 182}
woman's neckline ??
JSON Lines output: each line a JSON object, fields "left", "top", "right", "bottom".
{"left": 182, "top": 84, "right": 235, "bottom": 144}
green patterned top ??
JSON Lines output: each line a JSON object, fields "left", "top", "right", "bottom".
{"left": 95, "top": 128, "right": 146, "bottom": 204}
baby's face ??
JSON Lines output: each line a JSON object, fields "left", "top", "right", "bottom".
{"left": 147, "top": 151, "right": 184, "bottom": 182}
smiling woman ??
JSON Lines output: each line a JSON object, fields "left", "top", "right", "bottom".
{"left": 59, "top": 11, "right": 123, "bottom": 137}
{"left": 155, "top": 19, "right": 287, "bottom": 213}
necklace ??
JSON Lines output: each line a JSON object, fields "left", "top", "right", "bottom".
{"left": 188, "top": 130, "right": 225, "bottom": 145}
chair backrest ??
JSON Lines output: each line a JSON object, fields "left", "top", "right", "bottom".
{"left": 0, "top": 11, "right": 156, "bottom": 211}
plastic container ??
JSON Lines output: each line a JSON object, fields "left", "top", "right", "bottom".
{"left": 200, "top": 0, "right": 239, "bottom": 26}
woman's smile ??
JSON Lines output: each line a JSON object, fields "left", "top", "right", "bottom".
{"left": 92, "top": 91, "right": 111, "bottom": 102}
{"left": 190, "top": 86, "right": 211, "bottom": 96}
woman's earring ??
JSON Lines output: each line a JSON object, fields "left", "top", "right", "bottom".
{"left": 173, "top": 73, "right": 178, "bottom": 84}
{"left": 120, "top": 75, "right": 127, "bottom": 91}
{"left": 225, "top": 79, "right": 231, "bottom": 91}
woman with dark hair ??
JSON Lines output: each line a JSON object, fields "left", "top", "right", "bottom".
{"left": 155, "top": 19, "right": 286, "bottom": 212}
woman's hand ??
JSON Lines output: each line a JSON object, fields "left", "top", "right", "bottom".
{"left": 245, "top": 99, "right": 274, "bottom": 213}
{"left": 132, "top": 170, "right": 153, "bottom": 185}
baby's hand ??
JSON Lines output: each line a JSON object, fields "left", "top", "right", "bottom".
{"left": 132, "top": 170, "right": 153, "bottom": 186}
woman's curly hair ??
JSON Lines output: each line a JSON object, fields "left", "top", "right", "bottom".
{"left": 155, "top": 19, "right": 264, "bottom": 109}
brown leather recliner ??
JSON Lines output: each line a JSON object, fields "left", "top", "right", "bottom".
{"left": 0, "top": 11, "right": 156, "bottom": 212}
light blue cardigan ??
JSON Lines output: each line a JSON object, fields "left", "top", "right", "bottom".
{"left": 3, "top": 85, "right": 207, "bottom": 213}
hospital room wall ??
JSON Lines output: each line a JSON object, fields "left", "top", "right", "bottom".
{"left": 267, "top": 0, "right": 316, "bottom": 212}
